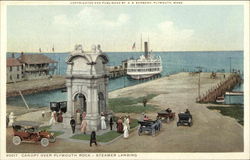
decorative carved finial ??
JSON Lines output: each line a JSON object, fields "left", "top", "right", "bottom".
{"left": 91, "top": 44, "right": 96, "bottom": 53}
{"left": 96, "top": 44, "right": 102, "bottom": 53}
{"left": 72, "top": 44, "right": 84, "bottom": 55}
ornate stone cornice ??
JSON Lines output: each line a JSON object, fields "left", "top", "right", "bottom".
{"left": 87, "top": 62, "right": 97, "bottom": 65}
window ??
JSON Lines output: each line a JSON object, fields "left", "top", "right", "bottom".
{"left": 17, "top": 66, "right": 19, "bottom": 71}
{"left": 10, "top": 75, "right": 12, "bottom": 80}
{"left": 17, "top": 74, "right": 19, "bottom": 79}
{"left": 9, "top": 67, "right": 12, "bottom": 72}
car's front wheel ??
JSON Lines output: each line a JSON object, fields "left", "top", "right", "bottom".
{"left": 41, "top": 138, "right": 49, "bottom": 147}
{"left": 12, "top": 136, "right": 21, "bottom": 145}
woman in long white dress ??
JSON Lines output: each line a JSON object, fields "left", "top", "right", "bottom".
{"left": 49, "top": 111, "right": 56, "bottom": 125}
{"left": 100, "top": 115, "right": 106, "bottom": 130}
{"left": 123, "top": 123, "right": 129, "bottom": 138}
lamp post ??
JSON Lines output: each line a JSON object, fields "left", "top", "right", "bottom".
{"left": 229, "top": 57, "right": 232, "bottom": 73}
{"left": 196, "top": 66, "right": 203, "bottom": 101}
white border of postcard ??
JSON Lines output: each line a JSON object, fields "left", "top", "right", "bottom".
{"left": 0, "top": 1, "right": 249, "bottom": 160}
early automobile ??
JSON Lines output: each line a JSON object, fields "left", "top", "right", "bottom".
{"left": 50, "top": 101, "right": 67, "bottom": 113}
{"left": 138, "top": 119, "right": 161, "bottom": 136}
{"left": 12, "top": 121, "right": 56, "bottom": 147}
{"left": 177, "top": 112, "right": 193, "bottom": 127}
{"left": 157, "top": 109, "right": 175, "bottom": 123}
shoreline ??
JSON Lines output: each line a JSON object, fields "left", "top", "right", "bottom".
{"left": 6, "top": 75, "right": 66, "bottom": 97}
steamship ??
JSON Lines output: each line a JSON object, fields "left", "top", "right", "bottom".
{"left": 127, "top": 42, "right": 163, "bottom": 80}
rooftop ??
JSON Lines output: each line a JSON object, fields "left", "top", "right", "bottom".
{"left": 18, "top": 54, "right": 57, "bottom": 65}
{"left": 7, "top": 58, "right": 22, "bottom": 67}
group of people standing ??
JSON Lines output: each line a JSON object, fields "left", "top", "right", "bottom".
{"left": 69, "top": 112, "right": 131, "bottom": 147}
{"left": 49, "top": 111, "right": 63, "bottom": 125}
{"left": 116, "top": 115, "right": 130, "bottom": 138}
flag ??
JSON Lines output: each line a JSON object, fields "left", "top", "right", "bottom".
{"left": 132, "top": 42, "right": 136, "bottom": 50}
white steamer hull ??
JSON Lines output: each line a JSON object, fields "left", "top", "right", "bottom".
{"left": 128, "top": 72, "right": 161, "bottom": 80}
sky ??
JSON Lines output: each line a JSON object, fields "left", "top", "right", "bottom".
{"left": 7, "top": 5, "right": 244, "bottom": 52}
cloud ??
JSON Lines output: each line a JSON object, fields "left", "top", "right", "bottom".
{"left": 53, "top": 7, "right": 130, "bottom": 29}
{"left": 139, "top": 20, "right": 195, "bottom": 51}
{"left": 103, "top": 14, "right": 130, "bottom": 27}
{"left": 158, "top": 21, "right": 194, "bottom": 39}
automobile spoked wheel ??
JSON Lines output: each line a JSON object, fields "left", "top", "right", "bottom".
{"left": 189, "top": 121, "right": 193, "bottom": 127}
{"left": 138, "top": 128, "right": 142, "bottom": 136}
{"left": 49, "top": 136, "right": 56, "bottom": 143}
{"left": 41, "top": 138, "right": 49, "bottom": 147}
{"left": 152, "top": 129, "right": 156, "bottom": 137}
{"left": 12, "top": 136, "right": 21, "bottom": 145}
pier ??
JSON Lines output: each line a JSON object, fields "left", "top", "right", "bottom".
{"left": 197, "top": 73, "right": 242, "bottom": 103}
{"left": 106, "top": 60, "right": 127, "bottom": 79}
{"left": 107, "top": 65, "right": 126, "bottom": 79}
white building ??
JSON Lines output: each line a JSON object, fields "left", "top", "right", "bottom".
{"left": 64, "top": 44, "right": 109, "bottom": 131}
{"left": 17, "top": 53, "right": 57, "bottom": 80}
{"left": 7, "top": 56, "right": 23, "bottom": 83}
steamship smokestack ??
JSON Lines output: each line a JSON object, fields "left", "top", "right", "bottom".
{"left": 144, "top": 41, "right": 148, "bottom": 57}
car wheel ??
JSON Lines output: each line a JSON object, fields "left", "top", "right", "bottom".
{"left": 41, "top": 138, "right": 49, "bottom": 147}
{"left": 152, "top": 129, "right": 156, "bottom": 137}
{"left": 12, "top": 136, "right": 21, "bottom": 145}
{"left": 49, "top": 136, "right": 56, "bottom": 143}
{"left": 166, "top": 117, "right": 170, "bottom": 123}
{"left": 138, "top": 128, "right": 142, "bottom": 136}
{"left": 190, "top": 122, "right": 193, "bottom": 127}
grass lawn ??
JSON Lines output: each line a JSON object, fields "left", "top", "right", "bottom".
{"left": 50, "top": 131, "right": 64, "bottom": 137}
{"left": 207, "top": 105, "right": 243, "bottom": 125}
{"left": 71, "top": 131, "right": 122, "bottom": 142}
{"left": 108, "top": 94, "right": 159, "bottom": 113}
{"left": 71, "top": 118, "right": 139, "bottom": 142}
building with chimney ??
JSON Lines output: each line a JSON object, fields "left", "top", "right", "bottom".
{"left": 6, "top": 53, "right": 57, "bottom": 83}
{"left": 7, "top": 55, "right": 23, "bottom": 83}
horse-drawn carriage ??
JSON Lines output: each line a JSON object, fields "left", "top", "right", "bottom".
{"left": 138, "top": 119, "right": 161, "bottom": 136}
{"left": 157, "top": 110, "right": 175, "bottom": 123}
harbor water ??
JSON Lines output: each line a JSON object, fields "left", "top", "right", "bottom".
{"left": 7, "top": 51, "right": 244, "bottom": 107}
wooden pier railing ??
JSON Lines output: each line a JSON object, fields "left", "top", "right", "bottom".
{"left": 197, "top": 73, "right": 242, "bottom": 103}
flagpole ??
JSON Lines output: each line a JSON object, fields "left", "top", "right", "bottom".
{"left": 140, "top": 34, "right": 142, "bottom": 52}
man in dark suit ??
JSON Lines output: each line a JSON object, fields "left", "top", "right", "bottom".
{"left": 70, "top": 117, "right": 76, "bottom": 134}
{"left": 90, "top": 130, "right": 97, "bottom": 147}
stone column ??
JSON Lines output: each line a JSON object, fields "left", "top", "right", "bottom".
{"left": 85, "top": 83, "right": 100, "bottom": 131}
{"left": 63, "top": 81, "right": 72, "bottom": 128}
{"left": 104, "top": 77, "right": 109, "bottom": 112}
